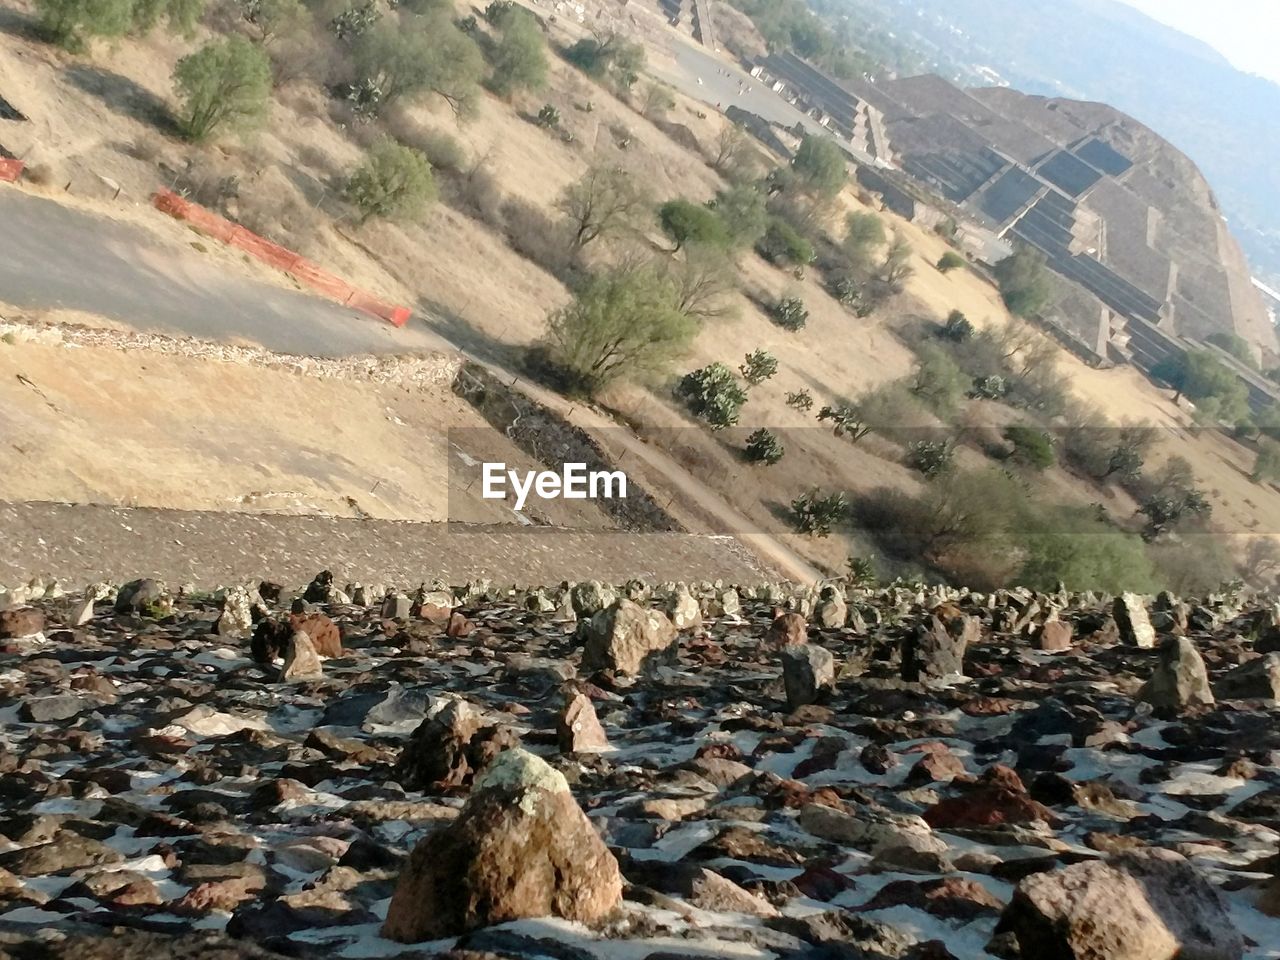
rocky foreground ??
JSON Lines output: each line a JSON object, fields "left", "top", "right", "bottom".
{"left": 1, "top": 574, "right": 1279, "bottom": 959}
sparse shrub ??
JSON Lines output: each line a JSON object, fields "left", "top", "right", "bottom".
{"left": 482, "top": 0, "right": 514, "bottom": 24}
{"left": 878, "top": 230, "right": 914, "bottom": 287}
{"left": 757, "top": 218, "right": 814, "bottom": 268}
{"left": 640, "top": 82, "right": 675, "bottom": 120}
{"left": 677, "top": 362, "right": 748, "bottom": 430}
{"left": 383, "top": 112, "right": 467, "bottom": 173}
{"left": 843, "top": 211, "right": 884, "bottom": 268}
{"left": 940, "top": 310, "right": 973, "bottom": 342}
{"left": 545, "top": 263, "right": 695, "bottom": 395}
{"left": 173, "top": 37, "right": 272, "bottom": 142}
{"left": 330, "top": 0, "right": 379, "bottom": 41}
{"left": 910, "top": 343, "right": 967, "bottom": 415}
{"left": 771, "top": 296, "right": 808, "bottom": 332}
{"left": 1003, "top": 423, "right": 1054, "bottom": 471}
{"left": 970, "top": 374, "right": 1007, "bottom": 400}
{"left": 343, "top": 138, "right": 436, "bottom": 224}
{"left": 906, "top": 438, "right": 954, "bottom": 479}
{"left": 829, "top": 274, "right": 875, "bottom": 317}
{"left": 818, "top": 404, "right": 870, "bottom": 442}
{"left": 739, "top": 349, "right": 778, "bottom": 386}
{"left": 537, "top": 103, "right": 560, "bottom": 128}
{"left": 786, "top": 389, "right": 814, "bottom": 412}
{"left": 710, "top": 183, "right": 768, "bottom": 250}
{"left": 846, "top": 556, "right": 876, "bottom": 586}
{"left": 936, "top": 251, "right": 966, "bottom": 273}
{"left": 238, "top": 0, "right": 308, "bottom": 45}
{"left": 792, "top": 489, "right": 848, "bottom": 538}
{"left": 665, "top": 246, "right": 738, "bottom": 321}
{"left": 1139, "top": 487, "right": 1211, "bottom": 541}
{"left": 498, "top": 196, "right": 577, "bottom": 280}
{"left": 744, "top": 428, "right": 784, "bottom": 465}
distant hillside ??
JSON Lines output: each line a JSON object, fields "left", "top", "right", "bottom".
{"left": 845, "top": 0, "right": 1280, "bottom": 286}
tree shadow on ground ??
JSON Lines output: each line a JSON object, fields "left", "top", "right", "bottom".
{"left": 416, "top": 297, "right": 527, "bottom": 371}
{"left": 64, "top": 63, "right": 179, "bottom": 136}
{"left": 0, "top": 5, "right": 42, "bottom": 41}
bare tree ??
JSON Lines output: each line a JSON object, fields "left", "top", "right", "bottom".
{"left": 711, "top": 123, "right": 746, "bottom": 172}
{"left": 555, "top": 165, "right": 650, "bottom": 250}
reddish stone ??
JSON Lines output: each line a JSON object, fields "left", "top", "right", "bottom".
{"left": 857, "top": 876, "right": 1005, "bottom": 920}
{"left": 961, "top": 697, "right": 1019, "bottom": 716}
{"left": 905, "top": 742, "right": 967, "bottom": 784}
{"left": 1034, "top": 620, "right": 1074, "bottom": 652}
{"left": 446, "top": 612, "right": 475, "bottom": 638}
{"left": 419, "top": 603, "right": 452, "bottom": 622}
{"left": 923, "top": 786, "right": 1055, "bottom": 829}
{"left": 792, "top": 864, "right": 857, "bottom": 901}
{"left": 695, "top": 743, "right": 744, "bottom": 762}
{"left": 0, "top": 607, "right": 44, "bottom": 639}
{"left": 288, "top": 612, "right": 343, "bottom": 658}
{"left": 767, "top": 611, "right": 807, "bottom": 647}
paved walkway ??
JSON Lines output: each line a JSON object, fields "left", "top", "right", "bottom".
{"left": 0, "top": 501, "right": 772, "bottom": 589}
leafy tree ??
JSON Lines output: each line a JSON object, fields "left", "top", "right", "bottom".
{"left": 557, "top": 165, "right": 650, "bottom": 250}
{"left": 677, "top": 362, "right": 748, "bottom": 429}
{"left": 351, "top": 17, "right": 483, "bottom": 117}
{"left": 344, "top": 139, "right": 436, "bottom": 224}
{"left": 757, "top": 218, "right": 813, "bottom": 268}
{"left": 1102, "top": 423, "right": 1158, "bottom": 480}
{"left": 130, "top": 0, "right": 203, "bottom": 37}
{"left": 1003, "top": 424, "right": 1054, "bottom": 471}
{"left": 818, "top": 404, "right": 870, "bottom": 442}
{"left": 1206, "top": 331, "right": 1257, "bottom": 368}
{"left": 658, "top": 199, "right": 730, "bottom": 252}
{"left": 791, "top": 134, "right": 845, "bottom": 197}
{"left": 907, "top": 438, "right": 954, "bottom": 479}
{"left": 745, "top": 428, "right": 785, "bottom": 465}
{"left": 1253, "top": 440, "right": 1280, "bottom": 484}
{"left": 1139, "top": 488, "right": 1211, "bottom": 541}
{"left": 173, "top": 37, "right": 272, "bottom": 141}
{"left": 711, "top": 183, "right": 768, "bottom": 249}
{"left": 936, "top": 251, "right": 966, "bottom": 274}
{"left": 1019, "top": 511, "right": 1157, "bottom": 593}
{"left": 994, "top": 248, "right": 1051, "bottom": 317}
{"left": 564, "top": 30, "right": 644, "bottom": 89}
{"left": 771, "top": 296, "right": 808, "bottom": 332}
{"left": 911, "top": 344, "right": 967, "bottom": 414}
{"left": 878, "top": 231, "right": 914, "bottom": 287}
{"left": 546, "top": 264, "right": 696, "bottom": 394}
{"left": 844, "top": 211, "right": 885, "bottom": 267}
{"left": 35, "top": 0, "right": 133, "bottom": 50}
{"left": 940, "top": 309, "right": 973, "bottom": 342}
{"left": 786, "top": 389, "right": 814, "bottom": 412}
{"left": 487, "top": 7, "right": 547, "bottom": 98}
{"left": 792, "top": 490, "right": 848, "bottom": 538}
{"left": 739, "top": 349, "right": 778, "bottom": 386}
{"left": 238, "top": 0, "right": 308, "bottom": 44}
{"left": 1152, "top": 349, "right": 1249, "bottom": 422}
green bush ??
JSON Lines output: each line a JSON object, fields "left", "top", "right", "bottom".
{"left": 1003, "top": 423, "right": 1054, "bottom": 471}
{"left": 1254, "top": 440, "right": 1280, "bottom": 484}
{"left": 845, "top": 556, "right": 876, "bottom": 586}
{"left": 1018, "top": 510, "right": 1157, "bottom": 593}
{"left": 771, "top": 296, "right": 808, "bottom": 332}
{"left": 745, "top": 428, "right": 784, "bottom": 464}
{"left": 936, "top": 251, "right": 966, "bottom": 273}
{"left": 351, "top": 16, "right": 483, "bottom": 117}
{"left": 677, "top": 362, "right": 749, "bottom": 430}
{"left": 344, "top": 139, "right": 437, "bottom": 224}
{"left": 710, "top": 183, "right": 768, "bottom": 249}
{"left": 906, "top": 438, "right": 954, "bottom": 479}
{"left": 791, "top": 134, "right": 846, "bottom": 198}
{"left": 940, "top": 309, "right": 973, "bottom": 342}
{"left": 818, "top": 404, "right": 870, "bottom": 442}
{"left": 792, "top": 489, "right": 849, "bottom": 537}
{"left": 739, "top": 349, "right": 778, "bottom": 386}
{"left": 658, "top": 199, "right": 731, "bottom": 252}
{"left": 994, "top": 247, "right": 1052, "bottom": 317}
{"left": 545, "top": 264, "right": 695, "bottom": 394}
{"left": 537, "top": 104, "right": 560, "bottom": 128}
{"left": 330, "top": 0, "right": 379, "bottom": 40}
{"left": 173, "top": 37, "right": 272, "bottom": 141}
{"left": 757, "top": 218, "right": 814, "bottom": 268}
{"left": 910, "top": 343, "right": 967, "bottom": 415}
{"left": 487, "top": 7, "right": 547, "bottom": 98}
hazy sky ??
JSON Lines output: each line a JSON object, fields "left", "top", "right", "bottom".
{"left": 1116, "top": 0, "right": 1280, "bottom": 84}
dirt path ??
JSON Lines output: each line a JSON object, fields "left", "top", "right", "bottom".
{"left": 0, "top": 501, "right": 770, "bottom": 588}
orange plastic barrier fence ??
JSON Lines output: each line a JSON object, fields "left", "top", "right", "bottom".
{"left": 151, "top": 189, "right": 409, "bottom": 327}
{"left": 0, "top": 158, "right": 25, "bottom": 183}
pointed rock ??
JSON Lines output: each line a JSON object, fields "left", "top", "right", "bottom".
{"left": 382, "top": 748, "right": 622, "bottom": 941}
{"left": 782, "top": 643, "right": 835, "bottom": 710}
{"left": 557, "top": 692, "right": 609, "bottom": 753}
{"left": 1138, "top": 636, "right": 1214, "bottom": 712}
{"left": 1113, "top": 593, "right": 1156, "bottom": 648}
{"left": 280, "top": 631, "right": 322, "bottom": 681}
